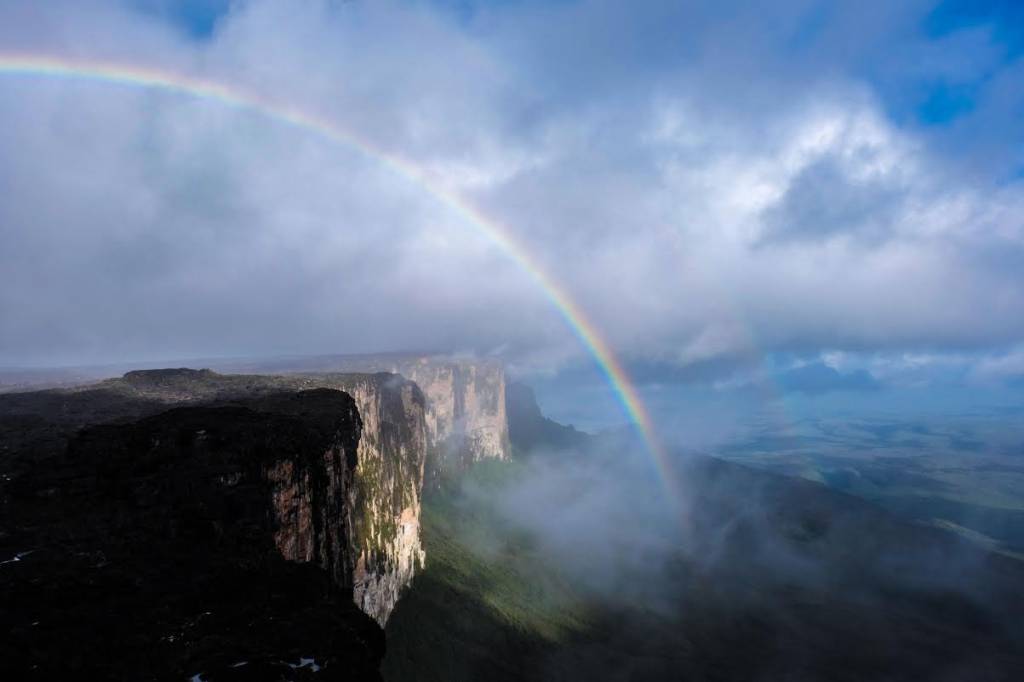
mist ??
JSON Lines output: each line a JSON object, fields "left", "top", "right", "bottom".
{"left": 440, "top": 389, "right": 1024, "bottom": 675}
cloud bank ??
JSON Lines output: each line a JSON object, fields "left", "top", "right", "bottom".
{"left": 0, "top": 0, "right": 1021, "bottom": 388}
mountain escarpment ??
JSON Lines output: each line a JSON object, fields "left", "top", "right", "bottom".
{"left": 1, "top": 389, "right": 383, "bottom": 680}
{"left": 390, "top": 357, "right": 510, "bottom": 485}
{"left": 258, "top": 355, "right": 512, "bottom": 486}
{"left": 0, "top": 368, "right": 427, "bottom": 625}
{"left": 122, "top": 369, "right": 428, "bottom": 625}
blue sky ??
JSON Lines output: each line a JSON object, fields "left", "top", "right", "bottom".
{"left": 130, "top": 0, "right": 231, "bottom": 38}
{"left": 138, "top": 0, "right": 1024, "bottom": 176}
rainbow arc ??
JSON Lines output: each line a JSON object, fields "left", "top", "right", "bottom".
{"left": 0, "top": 54, "right": 675, "bottom": 494}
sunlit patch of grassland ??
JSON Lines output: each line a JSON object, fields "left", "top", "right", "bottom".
{"left": 419, "top": 459, "right": 594, "bottom": 642}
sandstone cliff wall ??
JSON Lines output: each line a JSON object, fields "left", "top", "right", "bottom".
{"left": 0, "top": 369, "right": 427, "bottom": 625}
{"left": 274, "top": 356, "right": 512, "bottom": 485}
{"left": 309, "top": 375, "right": 426, "bottom": 624}
{"left": 396, "top": 358, "right": 510, "bottom": 464}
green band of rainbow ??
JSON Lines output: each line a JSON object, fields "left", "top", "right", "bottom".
{"left": 0, "top": 54, "right": 671, "bottom": 482}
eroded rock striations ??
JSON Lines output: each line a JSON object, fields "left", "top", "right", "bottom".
{"left": 0, "top": 389, "right": 384, "bottom": 680}
{"left": 391, "top": 357, "right": 510, "bottom": 485}
{"left": 122, "top": 369, "right": 429, "bottom": 624}
{"left": 0, "top": 368, "right": 427, "bottom": 625}
{"left": 322, "top": 375, "right": 427, "bottom": 623}
{"left": 253, "top": 355, "right": 512, "bottom": 486}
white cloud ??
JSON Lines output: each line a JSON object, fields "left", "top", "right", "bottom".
{"left": 0, "top": 0, "right": 1021, "bottom": 379}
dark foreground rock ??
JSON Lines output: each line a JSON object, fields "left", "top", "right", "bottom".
{"left": 0, "top": 368, "right": 428, "bottom": 625}
{"left": 0, "top": 389, "right": 384, "bottom": 681}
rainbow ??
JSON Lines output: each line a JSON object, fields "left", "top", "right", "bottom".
{"left": 0, "top": 54, "right": 673, "bottom": 488}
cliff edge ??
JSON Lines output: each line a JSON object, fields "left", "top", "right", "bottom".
{"left": 1, "top": 389, "right": 384, "bottom": 680}
{"left": 248, "top": 355, "right": 512, "bottom": 486}
{"left": 0, "top": 369, "right": 427, "bottom": 625}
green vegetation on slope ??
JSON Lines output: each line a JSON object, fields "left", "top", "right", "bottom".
{"left": 381, "top": 459, "right": 594, "bottom": 682}
{"left": 383, "top": 454, "right": 1024, "bottom": 682}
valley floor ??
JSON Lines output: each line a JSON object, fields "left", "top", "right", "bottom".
{"left": 384, "top": 456, "right": 1024, "bottom": 682}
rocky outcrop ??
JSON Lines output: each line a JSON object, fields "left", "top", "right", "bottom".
{"left": 0, "top": 390, "right": 384, "bottom": 680}
{"left": 0, "top": 369, "right": 427, "bottom": 625}
{"left": 262, "top": 356, "right": 511, "bottom": 486}
{"left": 506, "top": 381, "right": 592, "bottom": 454}
{"left": 399, "top": 358, "right": 509, "bottom": 459}
{"left": 322, "top": 376, "right": 426, "bottom": 624}
{"left": 384, "top": 358, "right": 507, "bottom": 486}
{"left": 123, "top": 369, "right": 429, "bottom": 624}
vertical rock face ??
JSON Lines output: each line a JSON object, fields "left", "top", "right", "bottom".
{"left": 392, "top": 358, "right": 510, "bottom": 484}
{"left": 321, "top": 376, "right": 427, "bottom": 624}
{"left": 0, "top": 369, "right": 428, "bottom": 625}
{"left": 0, "top": 390, "right": 386, "bottom": 679}
{"left": 244, "top": 390, "right": 363, "bottom": 591}
{"left": 284, "top": 356, "right": 511, "bottom": 485}
{"left": 0, "top": 359, "right": 515, "bottom": 622}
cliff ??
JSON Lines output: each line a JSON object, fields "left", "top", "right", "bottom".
{"left": 1, "top": 390, "right": 385, "bottom": 680}
{"left": 317, "top": 375, "right": 427, "bottom": 624}
{"left": 246, "top": 355, "right": 512, "bottom": 486}
{"left": 0, "top": 368, "right": 427, "bottom": 625}
{"left": 391, "top": 358, "right": 510, "bottom": 486}
{"left": 505, "top": 381, "right": 592, "bottom": 454}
